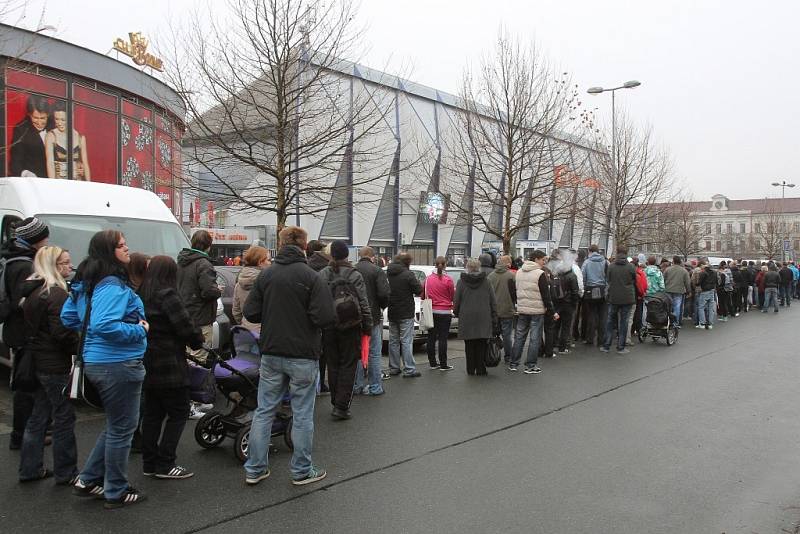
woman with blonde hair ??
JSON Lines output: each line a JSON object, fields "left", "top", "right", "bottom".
{"left": 232, "top": 246, "right": 270, "bottom": 334}
{"left": 18, "top": 246, "right": 79, "bottom": 483}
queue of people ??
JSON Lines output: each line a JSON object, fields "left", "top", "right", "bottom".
{"left": 7, "top": 218, "right": 797, "bottom": 507}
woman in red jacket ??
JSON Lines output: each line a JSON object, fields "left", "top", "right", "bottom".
{"left": 754, "top": 264, "right": 767, "bottom": 308}
{"left": 631, "top": 258, "right": 649, "bottom": 339}
{"left": 423, "top": 257, "right": 455, "bottom": 371}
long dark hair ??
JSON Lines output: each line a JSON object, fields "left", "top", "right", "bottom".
{"left": 138, "top": 255, "right": 177, "bottom": 306}
{"left": 73, "top": 230, "right": 128, "bottom": 293}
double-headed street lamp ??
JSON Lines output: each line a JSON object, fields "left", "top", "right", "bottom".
{"left": 772, "top": 180, "right": 795, "bottom": 262}
{"left": 587, "top": 80, "right": 641, "bottom": 253}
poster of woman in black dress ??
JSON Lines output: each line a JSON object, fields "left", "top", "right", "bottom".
{"left": 45, "top": 101, "right": 91, "bottom": 180}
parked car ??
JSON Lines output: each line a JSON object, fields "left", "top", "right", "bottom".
{"left": 381, "top": 265, "right": 462, "bottom": 344}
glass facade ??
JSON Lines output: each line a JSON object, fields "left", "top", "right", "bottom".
{"left": 2, "top": 65, "right": 183, "bottom": 216}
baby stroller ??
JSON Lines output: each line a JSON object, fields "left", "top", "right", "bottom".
{"left": 191, "top": 326, "right": 293, "bottom": 462}
{"left": 638, "top": 292, "right": 679, "bottom": 346}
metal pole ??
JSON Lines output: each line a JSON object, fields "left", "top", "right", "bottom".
{"left": 609, "top": 89, "right": 616, "bottom": 253}
{"left": 782, "top": 184, "right": 786, "bottom": 263}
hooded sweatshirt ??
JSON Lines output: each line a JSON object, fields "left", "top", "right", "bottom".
{"left": 487, "top": 264, "right": 517, "bottom": 318}
{"left": 424, "top": 271, "right": 455, "bottom": 312}
{"left": 606, "top": 256, "right": 637, "bottom": 305}
{"left": 644, "top": 265, "right": 665, "bottom": 296}
{"left": 177, "top": 248, "right": 222, "bottom": 326}
{"left": 582, "top": 252, "right": 608, "bottom": 288}
{"left": 232, "top": 265, "right": 262, "bottom": 332}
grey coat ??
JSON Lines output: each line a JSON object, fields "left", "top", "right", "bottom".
{"left": 453, "top": 272, "right": 497, "bottom": 340}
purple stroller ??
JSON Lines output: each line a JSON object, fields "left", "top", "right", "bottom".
{"left": 193, "top": 326, "right": 293, "bottom": 462}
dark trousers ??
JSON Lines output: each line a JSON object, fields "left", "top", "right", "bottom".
{"left": 573, "top": 299, "right": 584, "bottom": 341}
{"left": 780, "top": 284, "right": 792, "bottom": 306}
{"left": 632, "top": 300, "right": 644, "bottom": 334}
{"left": 717, "top": 289, "right": 730, "bottom": 317}
{"left": 318, "top": 352, "right": 328, "bottom": 388}
{"left": 539, "top": 314, "right": 557, "bottom": 358}
{"left": 426, "top": 313, "right": 452, "bottom": 366}
{"left": 584, "top": 299, "right": 606, "bottom": 345}
{"left": 464, "top": 339, "right": 487, "bottom": 375}
{"left": 738, "top": 287, "right": 749, "bottom": 312}
{"left": 323, "top": 328, "right": 360, "bottom": 411}
{"left": 554, "top": 303, "right": 575, "bottom": 352}
{"left": 141, "top": 386, "right": 190, "bottom": 473}
{"left": 19, "top": 372, "right": 77, "bottom": 482}
{"left": 11, "top": 348, "right": 35, "bottom": 446}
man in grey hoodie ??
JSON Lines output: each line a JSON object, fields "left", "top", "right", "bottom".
{"left": 487, "top": 255, "right": 517, "bottom": 363}
{"left": 581, "top": 244, "right": 608, "bottom": 346}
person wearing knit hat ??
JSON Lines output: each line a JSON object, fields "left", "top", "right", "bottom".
{"left": 318, "top": 240, "right": 372, "bottom": 420}
{"left": 3, "top": 216, "right": 50, "bottom": 450}
{"left": 329, "top": 240, "right": 350, "bottom": 262}
{"left": 14, "top": 217, "right": 50, "bottom": 246}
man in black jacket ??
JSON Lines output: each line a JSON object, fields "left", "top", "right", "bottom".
{"left": 386, "top": 253, "right": 422, "bottom": 377}
{"left": 353, "top": 246, "right": 390, "bottom": 396}
{"left": 3, "top": 217, "right": 49, "bottom": 450}
{"left": 242, "top": 226, "right": 334, "bottom": 487}
{"left": 601, "top": 247, "right": 637, "bottom": 354}
{"left": 779, "top": 262, "right": 793, "bottom": 307}
{"left": 9, "top": 95, "right": 49, "bottom": 177}
{"left": 177, "top": 230, "right": 221, "bottom": 366}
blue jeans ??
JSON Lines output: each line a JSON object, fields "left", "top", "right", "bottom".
{"left": 19, "top": 372, "right": 77, "bottom": 482}
{"left": 763, "top": 288, "right": 779, "bottom": 312}
{"left": 245, "top": 355, "right": 318, "bottom": 480}
{"left": 697, "top": 289, "right": 716, "bottom": 325}
{"left": 667, "top": 293, "right": 684, "bottom": 324}
{"left": 603, "top": 304, "right": 632, "bottom": 351}
{"left": 511, "top": 314, "right": 544, "bottom": 368}
{"left": 80, "top": 359, "right": 144, "bottom": 501}
{"left": 354, "top": 323, "right": 384, "bottom": 395}
{"left": 388, "top": 318, "right": 416, "bottom": 374}
{"left": 779, "top": 285, "right": 791, "bottom": 305}
{"left": 500, "top": 317, "right": 515, "bottom": 363}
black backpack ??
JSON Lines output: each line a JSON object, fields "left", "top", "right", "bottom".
{"left": 549, "top": 271, "right": 566, "bottom": 301}
{"left": 329, "top": 269, "right": 361, "bottom": 331}
{"left": 0, "top": 256, "right": 32, "bottom": 323}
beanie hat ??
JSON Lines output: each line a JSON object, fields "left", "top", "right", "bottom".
{"left": 14, "top": 217, "right": 49, "bottom": 244}
{"left": 330, "top": 240, "right": 349, "bottom": 261}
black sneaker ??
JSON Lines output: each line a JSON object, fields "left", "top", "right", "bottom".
{"left": 507, "top": 364, "right": 518, "bottom": 372}
{"left": 19, "top": 468, "right": 53, "bottom": 482}
{"left": 388, "top": 369, "right": 402, "bottom": 376}
{"left": 402, "top": 370, "right": 421, "bottom": 378}
{"left": 73, "top": 479, "right": 105, "bottom": 499}
{"left": 155, "top": 465, "right": 194, "bottom": 480}
{"left": 104, "top": 486, "right": 146, "bottom": 509}
{"left": 439, "top": 365, "right": 454, "bottom": 371}
{"left": 292, "top": 465, "right": 327, "bottom": 486}
{"left": 429, "top": 363, "right": 440, "bottom": 369}
{"left": 523, "top": 367, "right": 542, "bottom": 374}
{"left": 56, "top": 474, "right": 80, "bottom": 487}
{"left": 331, "top": 407, "right": 352, "bottom": 420}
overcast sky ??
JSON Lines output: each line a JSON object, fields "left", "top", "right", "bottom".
{"left": 14, "top": 0, "right": 800, "bottom": 201}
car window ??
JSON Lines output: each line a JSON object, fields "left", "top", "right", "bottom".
{"left": 216, "top": 274, "right": 228, "bottom": 291}
{"left": 411, "top": 270, "right": 426, "bottom": 283}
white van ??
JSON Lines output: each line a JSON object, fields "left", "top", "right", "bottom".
{"left": 0, "top": 177, "right": 229, "bottom": 366}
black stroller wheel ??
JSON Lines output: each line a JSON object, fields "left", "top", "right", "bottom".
{"left": 666, "top": 325, "right": 678, "bottom": 346}
{"left": 283, "top": 417, "right": 294, "bottom": 450}
{"left": 234, "top": 424, "right": 251, "bottom": 463}
{"left": 195, "top": 411, "right": 226, "bottom": 449}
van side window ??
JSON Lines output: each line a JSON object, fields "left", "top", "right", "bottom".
{"left": 1, "top": 216, "right": 21, "bottom": 248}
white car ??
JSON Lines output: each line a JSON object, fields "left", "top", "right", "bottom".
{"left": 382, "top": 265, "right": 464, "bottom": 342}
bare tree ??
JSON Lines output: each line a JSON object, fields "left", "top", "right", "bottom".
{"left": 161, "top": 0, "right": 396, "bottom": 237}
{"left": 443, "top": 32, "right": 594, "bottom": 255}
{"left": 590, "top": 113, "right": 675, "bottom": 250}
{"left": 753, "top": 200, "right": 785, "bottom": 259}
{"left": 658, "top": 198, "right": 704, "bottom": 260}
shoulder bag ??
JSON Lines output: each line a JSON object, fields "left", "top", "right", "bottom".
{"left": 484, "top": 335, "right": 503, "bottom": 368}
{"left": 419, "top": 277, "right": 435, "bottom": 331}
{"left": 65, "top": 291, "right": 103, "bottom": 410}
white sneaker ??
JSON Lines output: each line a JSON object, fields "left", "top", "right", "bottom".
{"left": 188, "top": 405, "right": 205, "bottom": 420}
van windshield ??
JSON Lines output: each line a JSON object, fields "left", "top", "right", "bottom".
{"left": 36, "top": 214, "right": 190, "bottom": 264}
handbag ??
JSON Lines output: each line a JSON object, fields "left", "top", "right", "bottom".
{"left": 584, "top": 286, "right": 604, "bottom": 301}
{"left": 11, "top": 349, "right": 38, "bottom": 392}
{"left": 419, "top": 278, "right": 435, "bottom": 331}
{"left": 485, "top": 335, "right": 503, "bottom": 368}
{"left": 66, "top": 291, "right": 103, "bottom": 410}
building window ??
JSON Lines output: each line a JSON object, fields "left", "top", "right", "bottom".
{"left": 693, "top": 224, "right": 700, "bottom": 233}
{"left": 715, "top": 224, "right": 722, "bottom": 234}
{"left": 705, "top": 241, "right": 711, "bottom": 251}
{"left": 740, "top": 223, "right": 746, "bottom": 234}
{"left": 794, "top": 240, "right": 800, "bottom": 251}
{"left": 705, "top": 223, "right": 711, "bottom": 234}
{"left": 726, "top": 223, "right": 733, "bottom": 234}
{"left": 740, "top": 240, "right": 746, "bottom": 251}
{"left": 780, "top": 222, "right": 787, "bottom": 232}
{"left": 725, "top": 241, "right": 733, "bottom": 251}
{"left": 753, "top": 239, "right": 760, "bottom": 249}
{"left": 715, "top": 241, "right": 721, "bottom": 251}
{"left": 755, "top": 222, "right": 761, "bottom": 232}
{"left": 768, "top": 223, "right": 774, "bottom": 233}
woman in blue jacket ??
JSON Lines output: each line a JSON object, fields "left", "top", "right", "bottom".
{"left": 61, "top": 230, "right": 149, "bottom": 509}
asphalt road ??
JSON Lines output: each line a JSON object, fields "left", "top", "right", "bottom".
{"left": 2, "top": 308, "right": 800, "bottom": 533}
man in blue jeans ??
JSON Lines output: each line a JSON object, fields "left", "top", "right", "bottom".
{"left": 509, "top": 251, "right": 557, "bottom": 374}
{"left": 386, "top": 253, "right": 423, "bottom": 377}
{"left": 487, "top": 255, "right": 517, "bottom": 363}
{"left": 242, "top": 226, "right": 335, "bottom": 486}
{"left": 354, "top": 247, "right": 390, "bottom": 395}
{"left": 601, "top": 246, "right": 637, "bottom": 354}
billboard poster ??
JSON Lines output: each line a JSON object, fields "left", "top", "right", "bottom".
{"left": 418, "top": 191, "right": 450, "bottom": 225}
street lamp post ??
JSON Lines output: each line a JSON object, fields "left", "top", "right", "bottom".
{"left": 771, "top": 180, "right": 795, "bottom": 262}
{"left": 587, "top": 80, "right": 641, "bottom": 254}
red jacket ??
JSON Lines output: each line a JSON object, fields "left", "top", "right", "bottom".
{"left": 423, "top": 272, "right": 455, "bottom": 311}
{"left": 635, "top": 267, "right": 648, "bottom": 300}
{"left": 755, "top": 271, "right": 766, "bottom": 292}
